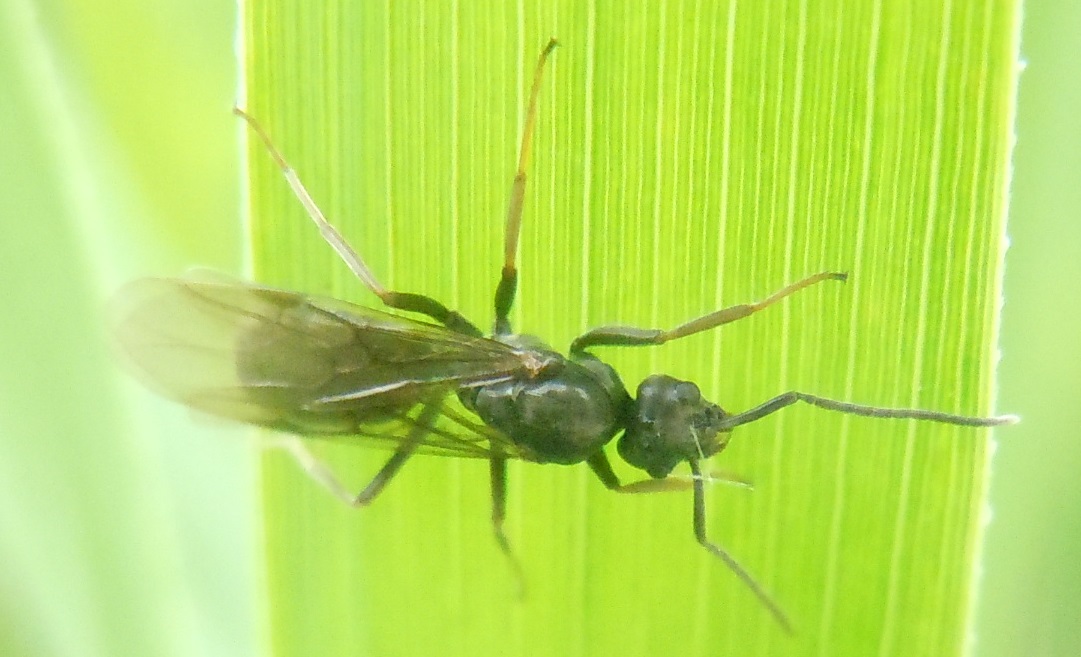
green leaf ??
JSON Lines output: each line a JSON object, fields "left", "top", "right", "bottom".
{"left": 0, "top": 1, "right": 251, "bottom": 656}
{"left": 242, "top": 2, "right": 1018, "bottom": 655}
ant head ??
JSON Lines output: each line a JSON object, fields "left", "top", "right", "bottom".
{"left": 618, "top": 374, "right": 731, "bottom": 479}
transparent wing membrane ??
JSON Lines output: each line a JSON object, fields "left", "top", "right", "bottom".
{"left": 112, "top": 277, "right": 539, "bottom": 455}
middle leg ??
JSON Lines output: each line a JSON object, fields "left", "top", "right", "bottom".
{"left": 490, "top": 455, "right": 527, "bottom": 597}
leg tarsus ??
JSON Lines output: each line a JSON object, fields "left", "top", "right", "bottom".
{"left": 570, "top": 271, "right": 846, "bottom": 353}
{"left": 494, "top": 39, "right": 559, "bottom": 335}
{"left": 233, "top": 108, "right": 388, "bottom": 297}
{"left": 266, "top": 435, "right": 415, "bottom": 507}
{"left": 234, "top": 108, "right": 482, "bottom": 336}
{"left": 267, "top": 436, "right": 366, "bottom": 506}
{"left": 266, "top": 401, "right": 441, "bottom": 506}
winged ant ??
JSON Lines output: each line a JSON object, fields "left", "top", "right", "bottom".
{"left": 113, "top": 38, "right": 1017, "bottom": 632}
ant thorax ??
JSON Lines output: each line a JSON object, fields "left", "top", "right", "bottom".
{"left": 459, "top": 332, "right": 634, "bottom": 466}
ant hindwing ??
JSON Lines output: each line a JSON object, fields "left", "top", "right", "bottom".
{"left": 112, "top": 39, "right": 1017, "bottom": 633}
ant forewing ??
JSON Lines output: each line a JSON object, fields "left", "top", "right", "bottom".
{"left": 113, "top": 38, "right": 1016, "bottom": 633}
{"left": 112, "top": 277, "right": 555, "bottom": 444}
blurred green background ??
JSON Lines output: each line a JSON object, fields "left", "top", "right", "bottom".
{"left": 0, "top": 1, "right": 1075, "bottom": 656}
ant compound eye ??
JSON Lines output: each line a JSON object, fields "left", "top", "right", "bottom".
{"left": 672, "top": 381, "right": 701, "bottom": 405}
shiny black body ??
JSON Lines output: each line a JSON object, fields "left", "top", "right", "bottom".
{"left": 463, "top": 349, "right": 632, "bottom": 466}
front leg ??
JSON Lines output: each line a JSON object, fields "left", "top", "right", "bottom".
{"left": 586, "top": 450, "right": 689, "bottom": 493}
{"left": 688, "top": 460, "right": 793, "bottom": 634}
{"left": 570, "top": 272, "right": 846, "bottom": 353}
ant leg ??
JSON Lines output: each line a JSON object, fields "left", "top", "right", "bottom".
{"left": 585, "top": 451, "right": 622, "bottom": 489}
{"left": 267, "top": 401, "right": 442, "bottom": 506}
{"left": 617, "top": 470, "right": 754, "bottom": 493}
{"left": 719, "top": 391, "right": 1020, "bottom": 430}
{"left": 585, "top": 452, "right": 748, "bottom": 493}
{"left": 689, "top": 460, "right": 794, "bottom": 634}
{"left": 493, "top": 38, "right": 559, "bottom": 336}
{"left": 268, "top": 437, "right": 362, "bottom": 505}
{"left": 490, "top": 456, "right": 528, "bottom": 598}
{"left": 234, "top": 108, "right": 482, "bottom": 337}
{"left": 589, "top": 452, "right": 787, "bottom": 627}
{"left": 587, "top": 450, "right": 695, "bottom": 492}
{"left": 570, "top": 271, "right": 847, "bottom": 353}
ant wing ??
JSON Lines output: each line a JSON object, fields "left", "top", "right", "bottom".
{"left": 111, "top": 277, "right": 538, "bottom": 456}
{"left": 313, "top": 396, "right": 541, "bottom": 461}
